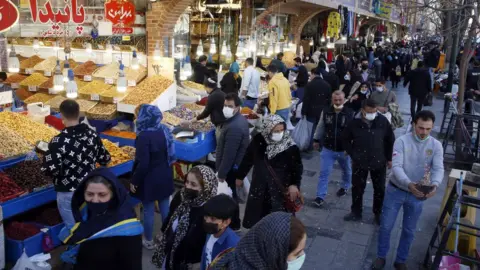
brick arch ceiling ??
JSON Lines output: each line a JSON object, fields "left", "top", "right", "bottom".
{"left": 146, "top": 0, "right": 193, "bottom": 56}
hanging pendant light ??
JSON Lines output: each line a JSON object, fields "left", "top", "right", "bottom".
{"left": 62, "top": 56, "right": 70, "bottom": 82}
{"left": 53, "top": 60, "right": 64, "bottom": 92}
{"left": 235, "top": 41, "right": 243, "bottom": 58}
{"left": 131, "top": 50, "right": 139, "bottom": 70}
{"left": 117, "top": 61, "right": 127, "bottom": 93}
{"left": 33, "top": 39, "right": 40, "bottom": 49}
{"left": 153, "top": 41, "right": 162, "bottom": 60}
{"left": 320, "top": 36, "right": 326, "bottom": 42}
{"left": 184, "top": 56, "right": 193, "bottom": 77}
{"left": 85, "top": 42, "right": 92, "bottom": 53}
{"left": 196, "top": 40, "right": 204, "bottom": 56}
{"left": 221, "top": 41, "right": 227, "bottom": 55}
{"left": 266, "top": 43, "right": 273, "bottom": 56}
{"left": 209, "top": 38, "right": 217, "bottom": 54}
{"left": 257, "top": 44, "right": 264, "bottom": 56}
{"left": 66, "top": 69, "right": 78, "bottom": 99}
{"left": 8, "top": 46, "right": 20, "bottom": 73}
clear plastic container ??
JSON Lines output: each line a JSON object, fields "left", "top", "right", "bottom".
{"left": 27, "top": 102, "right": 51, "bottom": 124}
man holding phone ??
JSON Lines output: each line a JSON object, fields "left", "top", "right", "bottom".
{"left": 41, "top": 100, "right": 111, "bottom": 229}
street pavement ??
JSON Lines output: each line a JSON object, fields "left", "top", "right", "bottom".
{"left": 136, "top": 82, "right": 451, "bottom": 270}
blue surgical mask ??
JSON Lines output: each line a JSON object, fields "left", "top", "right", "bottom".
{"left": 287, "top": 254, "right": 306, "bottom": 270}
{"left": 414, "top": 133, "right": 429, "bottom": 142}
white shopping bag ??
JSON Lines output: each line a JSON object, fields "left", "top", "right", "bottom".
{"left": 237, "top": 177, "right": 250, "bottom": 204}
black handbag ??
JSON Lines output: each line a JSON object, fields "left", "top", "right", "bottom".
{"left": 424, "top": 92, "right": 433, "bottom": 106}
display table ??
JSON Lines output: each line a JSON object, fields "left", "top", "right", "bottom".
{"left": 0, "top": 160, "right": 133, "bottom": 220}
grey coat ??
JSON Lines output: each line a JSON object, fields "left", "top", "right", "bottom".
{"left": 215, "top": 113, "right": 250, "bottom": 179}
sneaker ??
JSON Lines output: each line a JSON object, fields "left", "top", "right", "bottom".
{"left": 344, "top": 212, "right": 362, "bottom": 222}
{"left": 336, "top": 188, "right": 348, "bottom": 197}
{"left": 313, "top": 197, "right": 324, "bottom": 207}
{"left": 394, "top": 262, "right": 408, "bottom": 270}
{"left": 371, "top": 258, "right": 386, "bottom": 270}
{"left": 142, "top": 239, "right": 156, "bottom": 250}
{"left": 375, "top": 214, "right": 381, "bottom": 226}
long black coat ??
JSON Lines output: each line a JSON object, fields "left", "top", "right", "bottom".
{"left": 403, "top": 67, "right": 432, "bottom": 98}
{"left": 301, "top": 77, "right": 332, "bottom": 118}
{"left": 220, "top": 72, "right": 242, "bottom": 95}
{"left": 236, "top": 134, "right": 303, "bottom": 229}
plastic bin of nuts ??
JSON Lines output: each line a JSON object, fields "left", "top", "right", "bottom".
{"left": 78, "top": 80, "right": 112, "bottom": 101}
{"left": 99, "top": 87, "right": 132, "bottom": 104}
{"left": 73, "top": 61, "right": 98, "bottom": 81}
{"left": 45, "top": 96, "right": 67, "bottom": 111}
{"left": 19, "top": 73, "right": 49, "bottom": 93}
{"left": 86, "top": 103, "right": 117, "bottom": 120}
{"left": 75, "top": 99, "right": 98, "bottom": 113}
{"left": 23, "top": 93, "right": 55, "bottom": 105}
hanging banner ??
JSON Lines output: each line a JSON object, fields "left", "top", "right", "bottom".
{"left": 373, "top": 0, "right": 393, "bottom": 19}
{"left": 358, "top": 0, "right": 372, "bottom": 12}
{"left": 105, "top": 0, "right": 136, "bottom": 34}
{"left": 0, "top": 0, "right": 20, "bottom": 32}
{"left": 29, "top": 0, "right": 85, "bottom": 24}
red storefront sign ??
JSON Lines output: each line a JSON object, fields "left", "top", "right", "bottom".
{"left": 113, "top": 27, "right": 133, "bottom": 34}
{"left": 0, "top": 0, "right": 20, "bottom": 32}
{"left": 29, "top": 0, "right": 85, "bottom": 24}
{"left": 105, "top": 0, "right": 136, "bottom": 26}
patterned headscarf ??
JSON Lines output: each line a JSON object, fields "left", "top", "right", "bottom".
{"left": 211, "top": 212, "right": 292, "bottom": 270}
{"left": 135, "top": 104, "right": 176, "bottom": 166}
{"left": 152, "top": 165, "right": 218, "bottom": 269}
{"left": 261, "top": 115, "right": 296, "bottom": 160}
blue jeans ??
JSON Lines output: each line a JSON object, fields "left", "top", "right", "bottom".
{"left": 57, "top": 192, "right": 75, "bottom": 229}
{"left": 143, "top": 198, "right": 170, "bottom": 241}
{"left": 276, "top": 108, "right": 290, "bottom": 121}
{"left": 316, "top": 148, "right": 352, "bottom": 199}
{"left": 429, "top": 67, "right": 435, "bottom": 89}
{"left": 243, "top": 98, "right": 257, "bottom": 109}
{"left": 306, "top": 117, "right": 319, "bottom": 150}
{"left": 377, "top": 184, "right": 424, "bottom": 263}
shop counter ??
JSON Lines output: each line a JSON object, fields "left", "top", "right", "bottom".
{"left": 0, "top": 155, "right": 28, "bottom": 171}
{"left": 0, "top": 161, "right": 134, "bottom": 220}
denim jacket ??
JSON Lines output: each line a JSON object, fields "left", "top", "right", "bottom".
{"left": 201, "top": 227, "right": 240, "bottom": 270}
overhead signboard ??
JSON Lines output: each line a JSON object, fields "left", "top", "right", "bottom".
{"left": 0, "top": 0, "right": 20, "bottom": 32}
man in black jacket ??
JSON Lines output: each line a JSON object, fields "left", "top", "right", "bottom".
{"left": 41, "top": 100, "right": 111, "bottom": 229}
{"left": 426, "top": 45, "right": 441, "bottom": 89}
{"left": 373, "top": 51, "right": 383, "bottom": 81}
{"left": 216, "top": 93, "right": 249, "bottom": 230}
{"left": 318, "top": 61, "right": 340, "bottom": 91}
{"left": 302, "top": 68, "right": 332, "bottom": 149}
{"left": 342, "top": 99, "right": 395, "bottom": 225}
{"left": 466, "top": 60, "right": 480, "bottom": 90}
{"left": 193, "top": 55, "right": 208, "bottom": 84}
{"left": 403, "top": 61, "right": 432, "bottom": 119}
{"left": 313, "top": 90, "right": 354, "bottom": 207}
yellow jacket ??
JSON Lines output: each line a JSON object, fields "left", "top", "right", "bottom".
{"left": 268, "top": 73, "right": 292, "bottom": 114}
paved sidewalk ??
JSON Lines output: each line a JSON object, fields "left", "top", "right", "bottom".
{"left": 135, "top": 83, "right": 449, "bottom": 270}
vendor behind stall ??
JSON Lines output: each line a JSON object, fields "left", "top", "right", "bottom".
{"left": 193, "top": 55, "right": 209, "bottom": 84}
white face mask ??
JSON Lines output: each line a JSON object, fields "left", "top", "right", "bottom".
{"left": 360, "top": 89, "right": 368, "bottom": 94}
{"left": 344, "top": 74, "right": 351, "bottom": 81}
{"left": 333, "top": 104, "right": 344, "bottom": 110}
{"left": 271, "top": 132, "right": 284, "bottom": 142}
{"left": 376, "top": 86, "right": 384, "bottom": 92}
{"left": 364, "top": 112, "right": 377, "bottom": 121}
{"left": 223, "top": 107, "right": 235, "bottom": 118}
{"left": 287, "top": 254, "right": 306, "bottom": 270}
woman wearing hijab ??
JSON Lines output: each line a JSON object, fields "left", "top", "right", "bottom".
{"left": 220, "top": 62, "right": 242, "bottom": 95}
{"left": 152, "top": 165, "right": 219, "bottom": 269}
{"left": 256, "top": 57, "right": 266, "bottom": 71}
{"left": 348, "top": 82, "right": 371, "bottom": 113}
{"left": 132, "top": 104, "right": 175, "bottom": 250}
{"left": 336, "top": 54, "right": 347, "bottom": 85}
{"left": 59, "top": 168, "right": 143, "bottom": 270}
{"left": 209, "top": 212, "right": 307, "bottom": 270}
{"left": 235, "top": 115, "right": 303, "bottom": 229}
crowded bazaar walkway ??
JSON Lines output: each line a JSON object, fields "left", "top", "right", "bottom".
{"left": 136, "top": 82, "right": 450, "bottom": 270}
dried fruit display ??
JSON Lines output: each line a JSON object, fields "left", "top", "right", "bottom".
{"left": 86, "top": 103, "right": 117, "bottom": 120}
{"left": 177, "top": 87, "right": 197, "bottom": 97}
{"left": 101, "top": 139, "right": 132, "bottom": 167}
{"left": 34, "top": 207, "right": 63, "bottom": 226}
{"left": 19, "top": 73, "right": 49, "bottom": 87}
{"left": 75, "top": 99, "right": 98, "bottom": 113}
{"left": 121, "top": 76, "right": 173, "bottom": 105}
{"left": 33, "top": 56, "right": 76, "bottom": 72}
{"left": 99, "top": 87, "right": 131, "bottom": 103}
{"left": 0, "top": 112, "right": 58, "bottom": 144}
{"left": 182, "top": 103, "right": 205, "bottom": 111}
{"left": 16, "top": 88, "right": 34, "bottom": 100}
{"left": 102, "top": 130, "right": 136, "bottom": 139}
{"left": 168, "top": 106, "right": 195, "bottom": 120}
{"left": 4, "top": 160, "right": 53, "bottom": 191}
{"left": 20, "top": 55, "right": 44, "bottom": 69}
{"left": 73, "top": 61, "right": 98, "bottom": 76}
{"left": 4, "top": 74, "right": 27, "bottom": 84}
{"left": 78, "top": 80, "right": 112, "bottom": 95}
{"left": 43, "top": 78, "right": 89, "bottom": 90}
{"left": 121, "top": 146, "right": 136, "bottom": 160}
{"left": 161, "top": 112, "right": 182, "bottom": 126}
{"left": 0, "top": 126, "right": 32, "bottom": 159}
{"left": 0, "top": 173, "right": 26, "bottom": 202}
{"left": 92, "top": 62, "right": 147, "bottom": 82}
{"left": 45, "top": 96, "right": 67, "bottom": 111}
{"left": 183, "top": 81, "right": 206, "bottom": 91}
{"left": 190, "top": 121, "right": 214, "bottom": 132}
{"left": 23, "top": 93, "right": 55, "bottom": 104}
{"left": 5, "top": 222, "right": 41, "bottom": 240}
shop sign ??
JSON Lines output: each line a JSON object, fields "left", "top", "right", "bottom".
{"left": 113, "top": 27, "right": 133, "bottom": 34}
{"left": 0, "top": 0, "right": 20, "bottom": 32}
{"left": 40, "top": 24, "right": 84, "bottom": 37}
{"left": 29, "top": 0, "right": 86, "bottom": 24}
{"left": 105, "top": 0, "right": 136, "bottom": 26}
{"left": 373, "top": 0, "right": 393, "bottom": 19}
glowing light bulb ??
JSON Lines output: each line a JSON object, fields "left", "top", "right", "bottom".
{"left": 221, "top": 41, "right": 227, "bottom": 55}
{"left": 209, "top": 38, "right": 217, "bottom": 54}
{"left": 53, "top": 60, "right": 64, "bottom": 92}
{"left": 33, "top": 39, "right": 40, "bottom": 49}
{"left": 66, "top": 70, "right": 78, "bottom": 99}
{"left": 85, "top": 43, "right": 92, "bottom": 53}
{"left": 8, "top": 47, "right": 20, "bottom": 73}
{"left": 196, "top": 40, "right": 204, "bottom": 56}
{"left": 117, "top": 62, "right": 127, "bottom": 93}
{"left": 131, "top": 50, "right": 139, "bottom": 70}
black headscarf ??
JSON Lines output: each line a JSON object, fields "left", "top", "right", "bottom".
{"left": 66, "top": 168, "right": 136, "bottom": 244}
{"left": 211, "top": 212, "right": 292, "bottom": 270}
